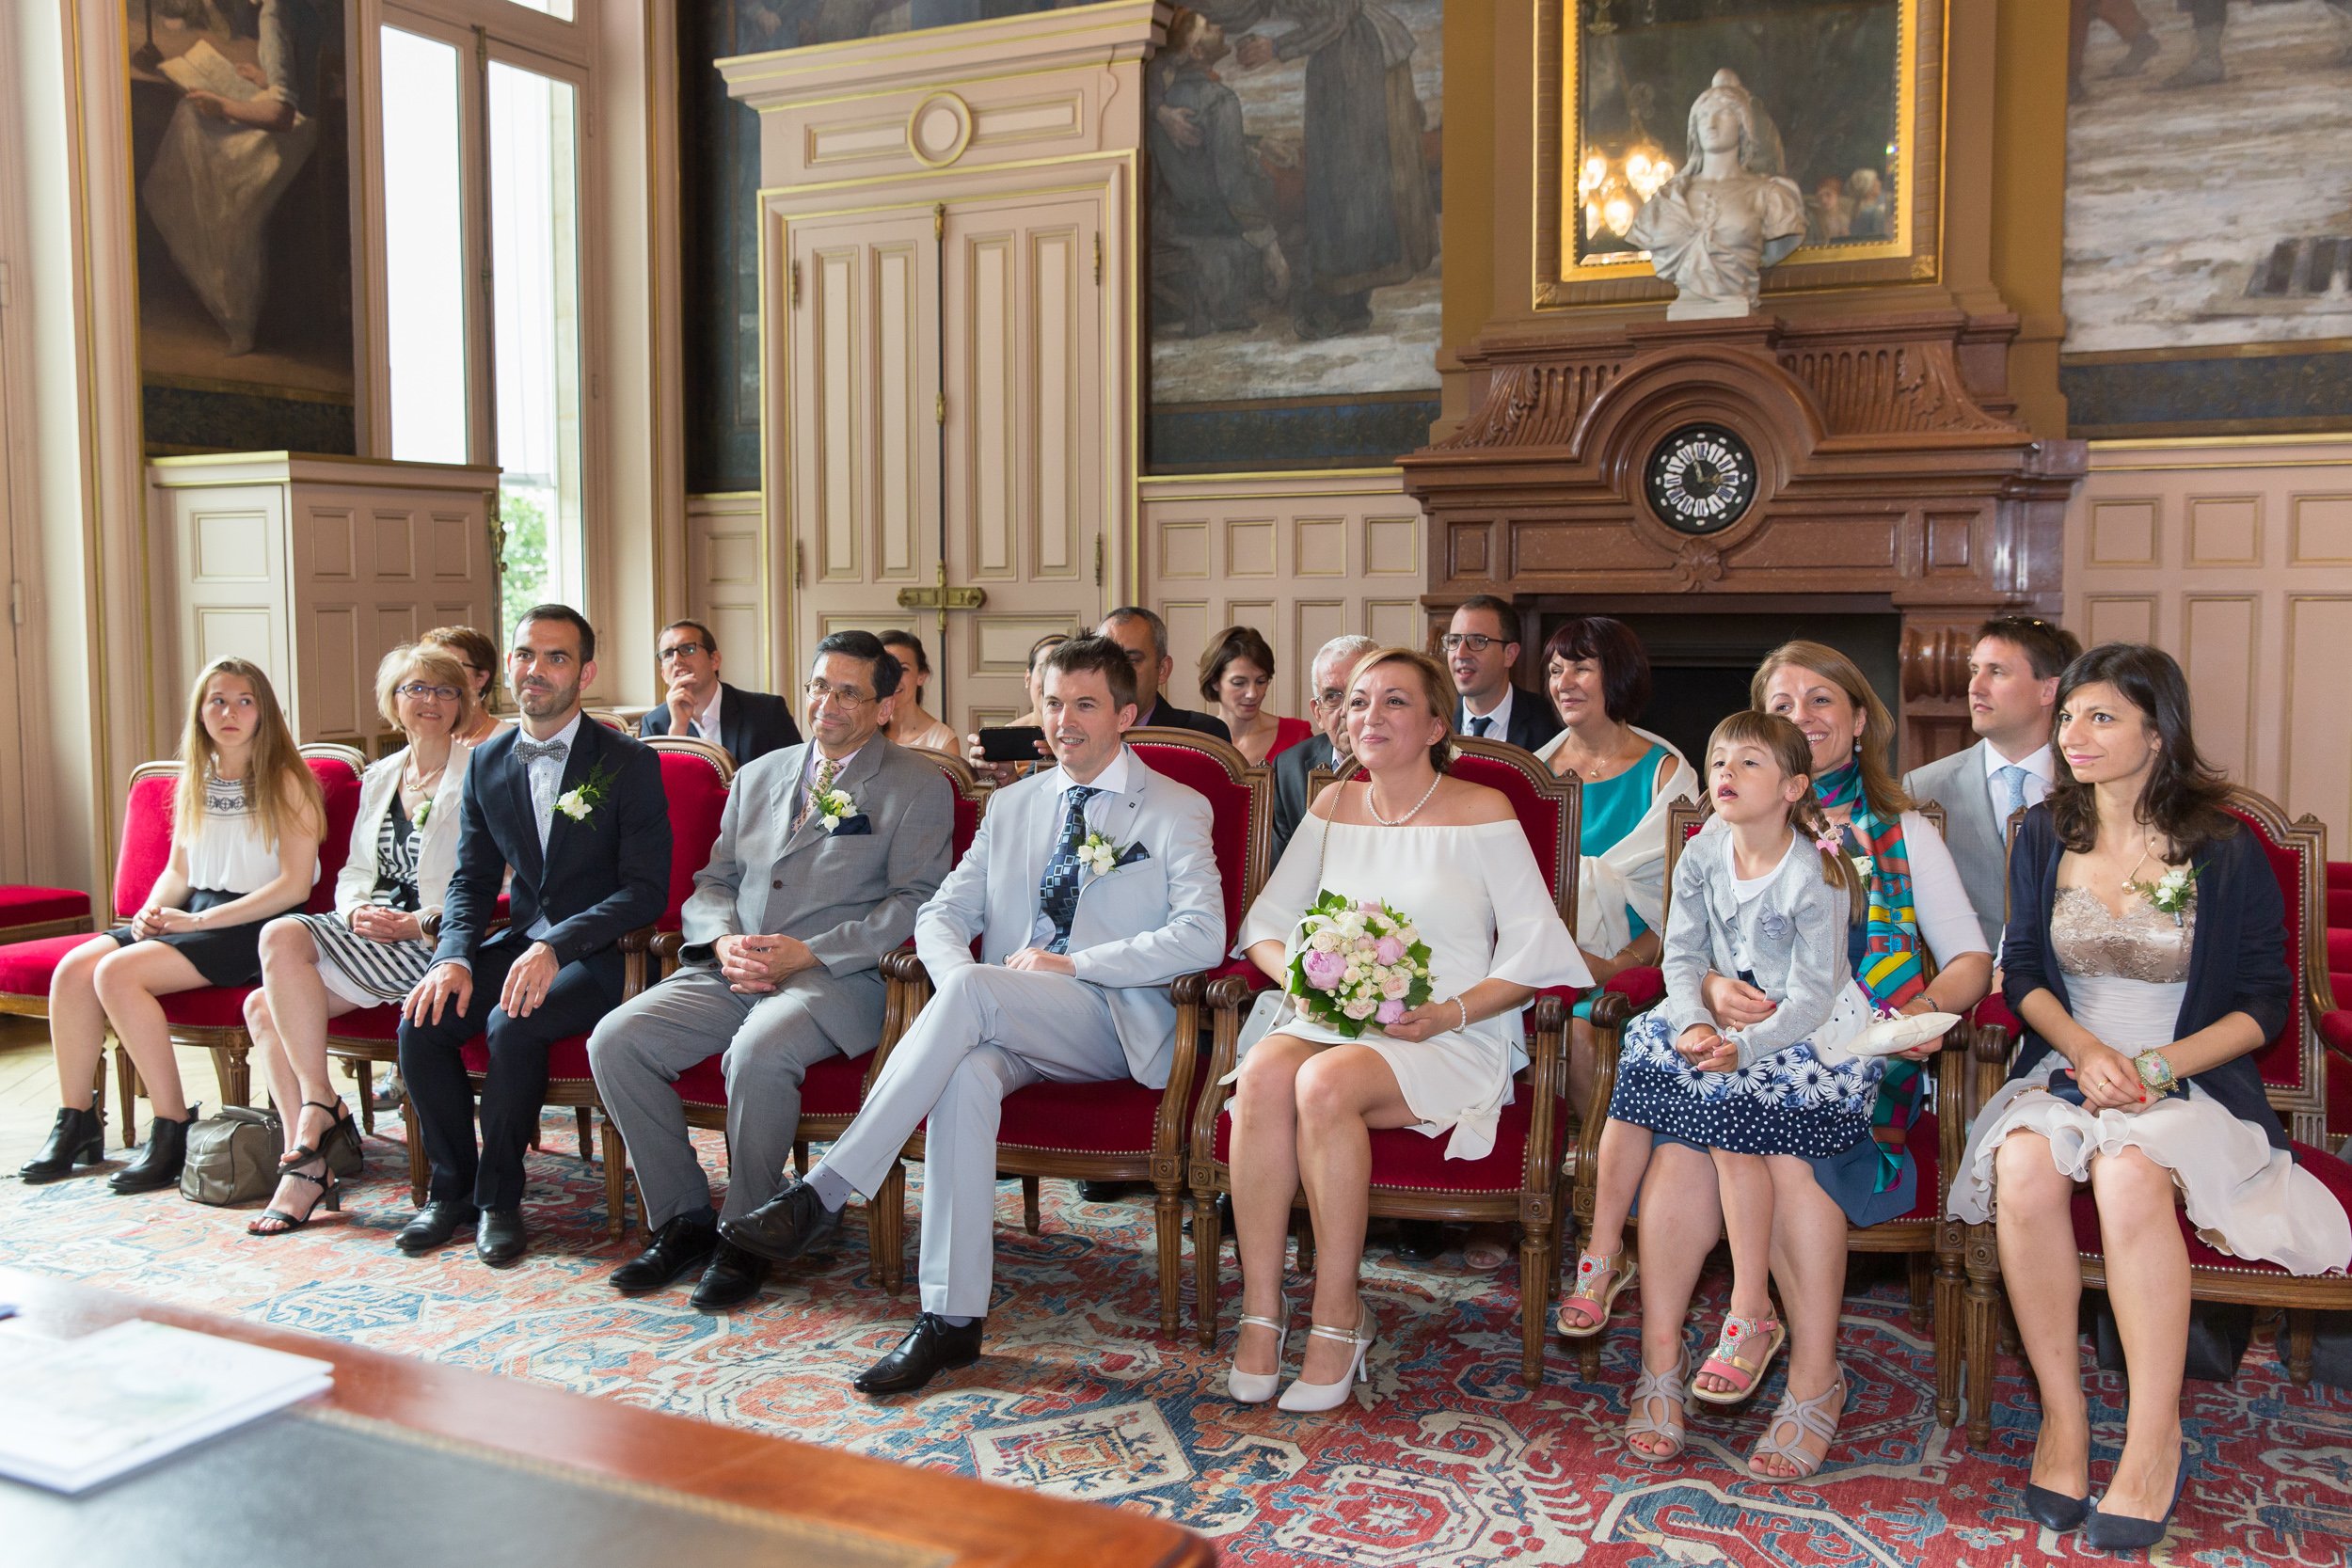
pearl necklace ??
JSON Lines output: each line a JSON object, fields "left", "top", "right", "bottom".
{"left": 1365, "top": 771, "right": 1441, "bottom": 827}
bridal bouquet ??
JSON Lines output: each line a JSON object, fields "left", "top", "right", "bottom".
{"left": 1288, "top": 891, "right": 1435, "bottom": 1039}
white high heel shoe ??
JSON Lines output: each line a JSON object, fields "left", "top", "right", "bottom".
{"left": 1277, "top": 1304, "right": 1377, "bottom": 1413}
{"left": 1226, "top": 1297, "right": 1293, "bottom": 1403}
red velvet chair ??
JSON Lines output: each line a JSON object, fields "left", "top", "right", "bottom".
{"left": 675, "top": 748, "right": 992, "bottom": 1292}
{"left": 0, "top": 750, "right": 364, "bottom": 1145}
{"left": 1961, "top": 786, "right": 2350, "bottom": 1448}
{"left": 1572, "top": 797, "right": 1972, "bottom": 1426}
{"left": 0, "top": 885, "right": 93, "bottom": 946}
{"left": 881, "top": 728, "right": 1264, "bottom": 1336}
{"left": 1189, "top": 736, "right": 1582, "bottom": 1389}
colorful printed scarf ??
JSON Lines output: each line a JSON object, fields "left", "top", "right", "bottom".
{"left": 1816, "top": 757, "right": 1928, "bottom": 1192}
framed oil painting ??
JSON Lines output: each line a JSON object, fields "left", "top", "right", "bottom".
{"left": 1534, "top": 0, "right": 1943, "bottom": 309}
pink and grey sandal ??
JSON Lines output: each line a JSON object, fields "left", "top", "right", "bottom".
{"left": 1692, "top": 1311, "right": 1786, "bottom": 1405}
{"left": 1555, "top": 1248, "right": 1637, "bottom": 1338}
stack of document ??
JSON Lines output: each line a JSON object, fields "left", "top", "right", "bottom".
{"left": 0, "top": 1320, "right": 332, "bottom": 1494}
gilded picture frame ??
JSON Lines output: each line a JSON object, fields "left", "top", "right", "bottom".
{"left": 1533, "top": 0, "right": 1945, "bottom": 310}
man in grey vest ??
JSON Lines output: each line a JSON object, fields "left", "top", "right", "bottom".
{"left": 588, "top": 630, "right": 953, "bottom": 1310}
{"left": 1901, "top": 615, "right": 2082, "bottom": 952}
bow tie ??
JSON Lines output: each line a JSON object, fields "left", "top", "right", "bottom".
{"left": 515, "top": 738, "right": 570, "bottom": 766}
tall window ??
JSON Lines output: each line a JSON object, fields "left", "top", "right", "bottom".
{"left": 377, "top": 4, "right": 591, "bottom": 642}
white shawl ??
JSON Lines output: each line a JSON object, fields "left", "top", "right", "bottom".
{"left": 1533, "top": 724, "right": 1697, "bottom": 957}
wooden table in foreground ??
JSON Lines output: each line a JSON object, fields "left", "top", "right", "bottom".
{"left": 0, "top": 1270, "right": 1214, "bottom": 1568}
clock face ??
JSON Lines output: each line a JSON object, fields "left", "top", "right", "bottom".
{"left": 1644, "top": 424, "right": 1759, "bottom": 535}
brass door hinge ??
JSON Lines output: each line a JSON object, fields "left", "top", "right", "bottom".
{"left": 897, "top": 584, "right": 987, "bottom": 610}
{"left": 935, "top": 393, "right": 946, "bottom": 424}
{"left": 790, "top": 260, "right": 801, "bottom": 307}
{"left": 933, "top": 201, "right": 946, "bottom": 239}
{"left": 1093, "top": 233, "right": 1103, "bottom": 284}
{"left": 1093, "top": 534, "right": 1104, "bottom": 587}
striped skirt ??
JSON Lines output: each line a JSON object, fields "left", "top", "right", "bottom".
{"left": 293, "top": 911, "right": 434, "bottom": 1008}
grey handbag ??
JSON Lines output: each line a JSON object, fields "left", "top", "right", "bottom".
{"left": 179, "top": 1105, "right": 285, "bottom": 1206}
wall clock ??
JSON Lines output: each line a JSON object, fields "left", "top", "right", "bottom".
{"left": 1644, "top": 423, "right": 1758, "bottom": 534}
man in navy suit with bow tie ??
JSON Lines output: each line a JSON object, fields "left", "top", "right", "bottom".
{"left": 398, "top": 605, "right": 670, "bottom": 1267}
{"left": 723, "top": 635, "right": 1225, "bottom": 1392}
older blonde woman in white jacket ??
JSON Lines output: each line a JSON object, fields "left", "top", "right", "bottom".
{"left": 241, "top": 644, "right": 476, "bottom": 1234}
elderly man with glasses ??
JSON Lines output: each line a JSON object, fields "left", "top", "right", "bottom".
{"left": 637, "top": 618, "right": 802, "bottom": 765}
{"left": 587, "top": 630, "right": 954, "bottom": 1310}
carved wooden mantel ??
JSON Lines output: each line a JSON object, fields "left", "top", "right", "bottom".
{"left": 1397, "top": 310, "right": 2088, "bottom": 765}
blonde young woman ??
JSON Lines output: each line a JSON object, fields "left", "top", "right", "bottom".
{"left": 1223, "top": 648, "right": 1587, "bottom": 1410}
{"left": 22, "top": 660, "right": 325, "bottom": 1194}
{"left": 241, "top": 645, "right": 476, "bottom": 1234}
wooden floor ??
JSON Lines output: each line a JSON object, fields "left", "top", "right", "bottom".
{"left": 0, "top": 1017, "right": 302, "bottom": 1164}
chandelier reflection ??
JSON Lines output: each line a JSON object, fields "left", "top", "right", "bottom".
{"left": 1580, "top": 146, "right": 1676, "bottom": 242}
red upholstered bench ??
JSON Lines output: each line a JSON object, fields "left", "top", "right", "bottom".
{"left": 0, "top": 885, "right": 94, "bottom": 944}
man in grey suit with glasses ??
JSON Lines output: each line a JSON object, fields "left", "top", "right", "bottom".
{"left": 721, "top": 634, "right": 1226, "bottom": 1394}
{"left": 588, "top": 630, "right": 953, "bottom": 1311}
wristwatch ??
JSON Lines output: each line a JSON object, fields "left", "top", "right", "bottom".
{"left": 2133, "top": 1049, "right": 2178, "bottom": 1093}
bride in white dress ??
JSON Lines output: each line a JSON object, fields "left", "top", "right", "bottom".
{"left": 1219, "top": 648, "right": 1587, "bottom": 1412}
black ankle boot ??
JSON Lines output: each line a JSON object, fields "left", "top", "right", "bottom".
{"left": 108, "top": 1108, "right": 196, "bottom": 1195}
{"left": 20, "top": 1105, "right": 104, "bottom": 1182}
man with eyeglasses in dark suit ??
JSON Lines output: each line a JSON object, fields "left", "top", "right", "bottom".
{"left": 638, "top": 619, "right": 802, "bottom": 765}
{"left": 1446, "top": 594, "right": 1561, "bottom": 754}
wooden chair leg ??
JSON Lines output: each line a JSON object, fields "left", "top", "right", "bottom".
{"left": 1907, "top": 1251, "right": 1933, "bottom": 1330}
{"left": 208, "top": 1039, "right": 251, "bottom": 1108}
{"left": 1154, "top": 1182, "right": 1184, "bottom": 1338}
{"left": 1022, "top": 1175, "right": 1041, "bottom": 1236}
{"left": 1192, "top": 1182, "right": 1225, "bottom": 1351}
{"left": 1519, "top": 1224, "right": 1555, "bottom": 1394}
{"left": 88, "top": 1055, "right": 110, "bottom": 1151}
{"left": 601, "top": 1116, "right": 628, "bottom": 1243}
{"left": 1934, "top": 1246, "right": 1965, "bottom": 1429}
{"left": 2286, "top": 1308, "right": 2315, "bottom": 1386}
{"left": 792, "top": 1139, "right": 807, "bottom": 1178}
{"left": 1295, "top": 1209, "right": 1316, "bottom": 1275}
{"left": 353, "top": 1060, "right": 376, "bottom": 1136}
{"left": 873, "top": 1162, "right": 907, "bottom": 1294}
{"left": 576, "top": 1105, "right": 594, "bottom": 1161}
{"left": 116, "top": 1045, "right": 139, "bottom": 1148}
{"left": 1963, "top": 1266, "right": 2001, "bottom": 1449}
{"left": 406, "top": 1112, "right": 430, "bottom": 1208}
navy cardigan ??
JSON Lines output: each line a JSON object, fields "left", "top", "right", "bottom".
{"left": 1999, "top": 802, "right": 2294, "bottom": 1152}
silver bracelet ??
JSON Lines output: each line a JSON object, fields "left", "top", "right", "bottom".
{"left": 1454, "top": 995, "right": 1470, "bottom": 1031}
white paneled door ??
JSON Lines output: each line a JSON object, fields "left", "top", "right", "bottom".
{"left": 784, "top": 191, "right": 1104, "bottom": 734}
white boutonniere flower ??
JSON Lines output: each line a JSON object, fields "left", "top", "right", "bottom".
{"left": 1076, "top": 830, "right": 1122, "bottom": 875}
{"left": 815, "top": 787, "right": 856, "bottom": 832}
{"left": 554, "top": 762, "right": 614, "bottom": 826}
{"left": 1851, "top": 853, "right": 1876, "bottom": 881}
{"left": 2130, "top": 864, "right": 2197, "bottom": 927}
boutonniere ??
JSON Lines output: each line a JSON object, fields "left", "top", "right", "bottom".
{"left": 814, "top": 786, "right": 856, "bottom": 833}
{"left": 410, "top": 799, "right": 433, "bottom": 831}
{"left": 1850, "top": 853, "right": 1876, "bottom": 881}
{"left": 2128, "top": 864, "right": 2196, "bottom": 927}
{"left": 555, "top": 762, "right": 614, "bottom": 826}
{"left": 1076, "top": 830, "right": 1124, "bottom": 876}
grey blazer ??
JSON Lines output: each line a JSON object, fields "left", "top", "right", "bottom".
{"left": 1903, "top": 740, "right": 2005, "bottom": 952}
{"left": 914, "top": 750, "right": 1226, "bottom": 1087}
{"left": 1658, "top": 819, "right": 1857, "bottom": 1065}
{"left": 675, "top": 737, "right": 954, "bottom": 1050}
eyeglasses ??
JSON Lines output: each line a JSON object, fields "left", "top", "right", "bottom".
{"left": 396, "top": 684, "right": 461, "bottom": 703}
{"left": 1439, "top": 633, "right": 1502, "bottom": 654}
{"left": 1311, "top": 688, "right": 1347, "bottom": 708}
{"left": 804, "top": 678, "right": 873, "bottom": 707}
{"left": 659, "top": 642, "right": 708, "bottom": 661}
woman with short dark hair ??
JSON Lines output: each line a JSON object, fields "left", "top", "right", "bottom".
{"left": 1948, "top": 643, "right": 2348, "bottom": 1549}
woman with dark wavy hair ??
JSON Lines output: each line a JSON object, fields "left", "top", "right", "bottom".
{"left": 1949, "top": 643, "right": 2348, "bottom": 1550}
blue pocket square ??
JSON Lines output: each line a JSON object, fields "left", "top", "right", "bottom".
{"left": 1115, "top": 842, "right": 1151, "bottom": 868}
{"left": 828, "top": 816, "right": 874, "bottom": 837}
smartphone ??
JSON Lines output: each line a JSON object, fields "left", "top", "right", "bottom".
{"left": 977, "top": 725, "right": 1048, "bottom": 763}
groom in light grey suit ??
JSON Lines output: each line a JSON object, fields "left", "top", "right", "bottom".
{"left": 723, "top": 634, "right": 1225, "bottom": 1393}
{"left": 589, "top": 630, "right": 953, "bottom": 1311}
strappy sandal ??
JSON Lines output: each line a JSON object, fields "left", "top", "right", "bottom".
{"left": 1555, "top": 1248, "right": 1636, "bottom": 1338}
{"left": 1692, "top": 1311, "right": 1786, "bottom": 1405}
{"left": 1747, "top": 1373, "right": 1847, "bottom": 1480}
{"left": 278, "top": 1098, "right": 353, "bottom": 1172}
{"left": 246, "top": 1160, "right": 342, "bottom": 1237}
{"left": 1624, "top": 1354, "right": 1689, "bottom": 1463}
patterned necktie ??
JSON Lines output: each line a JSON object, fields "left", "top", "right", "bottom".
{"left": 515, "top": 738, "right": 568, "bottom": 766}
{"left": 1469, "top": 715, "right": 1493, "bottom": 738}
{"left": 1036, "top": 785, "right": 1100, "bottom": 955}
{"left": 797, "top": 756, "right": 839, "bottom": 830}
{"left": 1994, "top": 764, "right": 2029, "bottom": 821}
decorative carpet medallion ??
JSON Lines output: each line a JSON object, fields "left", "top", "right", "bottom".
{"left": 5, "top": 1111, "right": 2349, "bottom": 1566}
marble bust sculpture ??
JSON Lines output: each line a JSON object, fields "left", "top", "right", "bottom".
{"left": 1629, "top": 70, "right": 1807, "bottom": 320}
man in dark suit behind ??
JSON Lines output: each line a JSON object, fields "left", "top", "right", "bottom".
{"left": 1099, "top": 607, "right": 1231, "bottom": 741}
{"left": 637, "top": 618, "right": 803, "bottom": 765}
{"left": 398, "top": 605, "right": 672, "bottom": 1268}
{"left": 1446, "top": 594, "right": 1561, "bottom": 753}
{"left": 1269, "top": 632, "right": 1379, "bottom": 867}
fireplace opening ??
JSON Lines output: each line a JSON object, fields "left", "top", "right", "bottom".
{"left": 1529, "top": 609, "right": 1904, "bottom": 782}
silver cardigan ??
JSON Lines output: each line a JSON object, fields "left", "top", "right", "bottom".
{"left": 1657, "top": 817, "right": 1858, "bottom": 1066}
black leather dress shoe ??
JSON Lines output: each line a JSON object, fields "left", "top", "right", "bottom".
{"left": 690, "top": 1240, "right": 771, "bottom": 1312}
{"left": 20, "top": 1105, "right": 104, "bottom": 1182}
{"left": 853, "top": 1314, "right": 984, "bottom": 1395}
{"left": 476, "top": 1206, "right": 528, "bottom": 1267}
{"left": 717, "top": 1176, "right": 841, "bottom": 1266}
{"left": 396, "top": 1200, "right": 481, "bottom": 1254}
{"left": 611, "top": 1215, "right": 718, "bottom": 1293}
{"left": 1393, "top": 1219, "right": 1445, "bottom": 1262}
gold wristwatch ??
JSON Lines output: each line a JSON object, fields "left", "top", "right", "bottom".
{"left": 2133, "top": 1048, "right": 2178, "bottom": 1093}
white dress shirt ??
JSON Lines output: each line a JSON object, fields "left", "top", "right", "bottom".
{"left": 1982, "top": 740, "right": 2055, "bottom": 824}
{"left": 689, "top": 684, "right": 723, "bottom": 743}
{"left": 1027, "top": 747, "right": 1137, "bottom": 949}
{"left": 1462, "top": 685, "right": 1514, "bottom": 740}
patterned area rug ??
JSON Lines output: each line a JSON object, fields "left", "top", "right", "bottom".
{"left": 4, "top": 1112, "right": 2347, "bottom": 1566}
